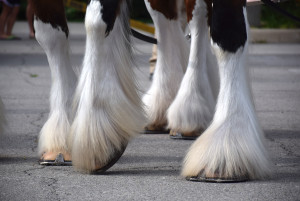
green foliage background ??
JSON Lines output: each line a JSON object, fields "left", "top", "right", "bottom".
{"left": 15, "top": 0, "right": 150, "bottom": 22}
{"left": 261, "top": 0, "right": 300, "bottom": 28}
{"left": 2, "top": 0, "right": 299, "bottom": 28}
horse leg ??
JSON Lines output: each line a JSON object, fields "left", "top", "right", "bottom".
{"left": 33, "top": 0, "right": 77, "bottom": 164}
{"left": 167, "top": 0, "right": 218, "bottom": 139}
{"left": 69, "top": 0, "right": 145, "bottom": 173}
{"left": 182, "top": 0, "right": 271, "bottom": 181}
{"left": 143, "top": 0, "right": 189, "bottom": 132}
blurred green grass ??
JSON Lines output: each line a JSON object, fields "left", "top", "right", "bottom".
{"left": 261, "top": 0, "right": 300, "bottom": 28}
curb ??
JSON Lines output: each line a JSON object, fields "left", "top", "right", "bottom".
{"left": 250, "top": 29, "right": 300, "bottom": 43}
{"left": 13, "top": 22, "right": 300, "bottom": 43}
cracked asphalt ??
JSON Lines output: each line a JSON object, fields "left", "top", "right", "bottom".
{"left": 0, "top": 22, "right": 299, "bottom": 201}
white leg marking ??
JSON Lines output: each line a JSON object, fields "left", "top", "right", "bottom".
{"left": 69, "top": 1, "right": 146, "bottom": 172}
{"left": 34, "top": 20, "right": 77, "bottom": 155}
{"left": 167, "top": 0, "right": 217, "bottom": 133}
{"left": 143, "top": 0, "right": 189, "bottom": 128}
{"left": 182, "top": 8, "right": 271, "bottom": 179}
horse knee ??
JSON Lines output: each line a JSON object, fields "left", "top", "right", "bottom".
{"left": 32, "top": 0, "right": 69, "bottom": 51}
{"left": 85, "top": 0, "right": 123, "bottom": 37}
{"left": 210, "top": 0, "right": 248, "bottom": 53}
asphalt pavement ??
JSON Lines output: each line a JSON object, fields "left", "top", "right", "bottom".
{"left": 0, "top": 22, "right": 299, "bottom": 201}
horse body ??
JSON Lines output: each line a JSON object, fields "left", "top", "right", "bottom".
{"left": 32, "top": 0, "right": 271, "bottom": 181}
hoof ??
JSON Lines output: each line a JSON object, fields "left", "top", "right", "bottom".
{"left": 39, "top": 152, "right": 72, "bottom": 166}
{"left": 169, "top": 130, "right": 201, "bottom": 140}
{"left": 185, "top": 171, "right": 249, "bottom": 183}
{"left": 91, "top": 143, "right": 127, "bottom": 174}
{"left": 142, "top": 125, "right": 170, "bottom": 134}
{"left": 186, "top": 175, "right": 249, "bottom": 183}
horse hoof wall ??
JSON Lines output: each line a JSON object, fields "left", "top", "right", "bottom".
{"left": 186, "top": 175, "right": 249, "bottom": 183}
{"left": 91, "top": 143, "right": 128, "bottom": 174}
{"left": 169, "top": 130, "right": 200, "bottom": 140}
{"left": 39, "top": 152, "right": 72, "bottom": 166}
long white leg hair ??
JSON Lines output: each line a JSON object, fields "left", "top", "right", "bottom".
{"left": 69, "top": 0, "right": 146, "bottom": 172}
{"left": 143, "top": 0, "right": 189, "bottom": 129}
{"left": 182, "top": 3, "right": 271, "bottom": 180}
{"left": 34, "top": 5, "right": 77, "bottom": 156}
{"left": 167, "top": 0, "right": 218, "bottom": 134}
